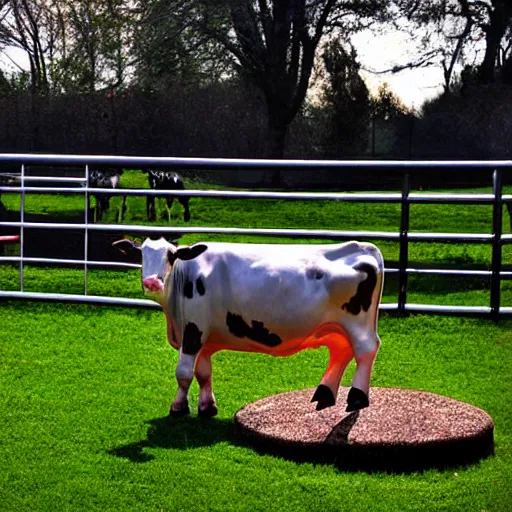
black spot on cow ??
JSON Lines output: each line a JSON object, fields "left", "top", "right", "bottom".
{"left": 342, "top": 263, "right": 377, "bottom": 315}
{"left": 184, "top": 280, "right": 193, "bottom": 299}
{"left": 226, "top": 312, "right": 282, "bottom": 347}
{"left": 196, "top": 277, "right": 206, "bottom": 296}
{"left": 168, "top": 244, "right": 208, "bottom": 266}
{"left": 307, "top": 268, "right": 324, "bottom": 280}
{"left": 182, "top": 322, "right": 202, "bottom": 355}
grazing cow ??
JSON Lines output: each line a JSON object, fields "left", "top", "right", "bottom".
{"left": 142, "top": 169, "right": 190, "bottom": 223}
{"left": 114, "top": 237, "right": 384, "bottom": 418}
{"left": 88, "top": 168, "right": 127, "bottom": 222}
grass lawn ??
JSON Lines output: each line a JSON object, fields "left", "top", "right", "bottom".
{"left": 0, "top": 303, "right": 511, "bottom": 512}
{"left": 1, "top": 170, "right": 512, "bottom": 510}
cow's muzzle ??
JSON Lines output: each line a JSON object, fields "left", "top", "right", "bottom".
{"left": 142, "top": 274, "right": 164, "bottom": 293}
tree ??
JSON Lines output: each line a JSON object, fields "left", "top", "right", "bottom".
{"left": 0, "top": 68, "right": 10, "bottom": 95}
{"left": 0, "top": 0, "right": 135, "bottom": 94}
{"left": 394, "top": 0, "right": 512, "bottom": 90}
{"left": 388, "top": 0, "right": 483, "bottom": 94}
{"left": 0, "top": 0, "right": 64, "bottom": 94}
{"left": 371, "top": 82, "right": 409, "bottom": 119}
{"left": 140, "top": 0, "right": 392, "bottom": 159}
{"left": 55, "top": 0, "right": 134, "bottom": 93}
{"left": 133, "top": 0, "right": 233, "bottom": 91}
{"left": 476, "top": 0, "right": 512, "bottom": 83}
{"left": 318, "top": 39, "right": 371, "bottom": 156}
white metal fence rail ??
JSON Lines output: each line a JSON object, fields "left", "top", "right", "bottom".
{"left": 1, "top": 153, "right": 512, "bottom": 316}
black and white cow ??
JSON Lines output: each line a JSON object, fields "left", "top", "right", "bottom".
{"left": 114, "top": 237, "right": 384, "bottom": 418}
{"left": 142, "top": 169, "right": 190, "bottom": 223}
{"left": 88, "top": 168, "right": 127, "bottom": 222}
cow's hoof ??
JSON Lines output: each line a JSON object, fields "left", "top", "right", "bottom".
{"left": 198, "top": 403, "right": 218, "bottom": 419}
{"left": 346, "top": 387, "right": 369, "bottom": 412}
{"left": 311, "top": 384, "right": 336, "bottom": 411}
{"left": 169, "top": 405, "right": 190, "bottom": 418}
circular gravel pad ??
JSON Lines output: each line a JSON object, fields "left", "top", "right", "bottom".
{"left": 234, "top": 387, "right": 494, "bottom": 471}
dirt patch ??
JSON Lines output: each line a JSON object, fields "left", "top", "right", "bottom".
{"left": 234, "top": 387, "right": 494, "bottom": 472}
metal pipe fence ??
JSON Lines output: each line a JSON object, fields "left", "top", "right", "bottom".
{"left": 1, "top": 153, "right": 512, "bottom": 316}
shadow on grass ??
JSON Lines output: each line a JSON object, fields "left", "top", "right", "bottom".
{"left": 109, "top": 415, "right": 237, "bottom": 463}
{"left": 384, "top": 267, "right": 492, "bottom": 296}
{"left": 108, "top": 412, "right": 494, "bottom": 474}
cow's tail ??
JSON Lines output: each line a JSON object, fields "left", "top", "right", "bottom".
{"left": 167, "top": 259, "right": 187, "bottom": 337}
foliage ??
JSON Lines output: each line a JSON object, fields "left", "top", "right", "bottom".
{"left": 54, "top": 0, "right": 134, "bottom": 93}
{"left": 132, "top": 0, "right": 234, "bottom": 92}
{"left": 371, "top": 82, "right": 411, "bottom": 119}
{"left": 137, "top": 0, "right": 393, "bottom": 159}
{"left": 0, "top": 0, "right": 135, "bottom": 95}
{"left": 316, "top": 39, "right": 371, "bottom": 157}
{"left": 416, "top": 82, "right": 512, "bottom": 159}
{"left": 394, "top": 0, "right": 512, "bottom": 92}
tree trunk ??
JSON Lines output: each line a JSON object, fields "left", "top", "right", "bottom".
{"left": 478, "top": 3, "right": 509, "bottom": 84}
{"left": 479, "top": 29, "right": 503, "bottom": 83}
{"left": 265, "top": 109, "right": 288, "bottom": 186}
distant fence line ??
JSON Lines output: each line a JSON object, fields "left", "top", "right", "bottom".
{"left": 1, "top": 153, "right": 512, "bottom": 316}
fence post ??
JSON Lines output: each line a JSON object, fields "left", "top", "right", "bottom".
{"left": 398, "top": 172, "right": 410, "bottom": 314}
{"left": 84, "top": 164, "right": 90, "bottom": 295}
{"left": 490, "top": 168, "right": 503, "bottom": 317}
{"left": 19, "top": 163, "right": 25, "bottom": 292}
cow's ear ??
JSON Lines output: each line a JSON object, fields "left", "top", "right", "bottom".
{"left": 167, "top": 249, "right": 177, "bottom": 265}
{"left": 175, "top": 243, "right": 207, "bottom": 261}
{"left": 113, "top": 239, "right": 142, "bottom": 263}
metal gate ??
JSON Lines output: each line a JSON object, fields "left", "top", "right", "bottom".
{"left": 1, "top": 153, "right": 511, "bottom": 316}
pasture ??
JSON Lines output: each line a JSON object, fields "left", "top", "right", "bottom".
{"left": 1, "top": 170, "right": 511, "bottom": 511}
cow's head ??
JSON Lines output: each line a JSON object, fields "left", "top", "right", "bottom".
{"left": 114, "top": 236, "right": 208, "bottom": 304}
{"left": 112, "top": 237, "right": 207, "bottom": 305}
{"left": 113, "top": 237, "right": 178, "bottom": 303}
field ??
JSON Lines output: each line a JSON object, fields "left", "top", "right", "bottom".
{"left": 0, "top": 170, "right": 511, "bottom": 511}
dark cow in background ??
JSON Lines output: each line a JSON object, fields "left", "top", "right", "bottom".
{"left": 115, "top": 237, "right": 384, "bottom": 419}
{"left": 88, "top": 168, "right": 127, "bottom": 222}
{"left": 143, "top": 169, "right": 191, "bottom": 223}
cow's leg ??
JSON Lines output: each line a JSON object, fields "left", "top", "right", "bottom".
{"left": 179, "top": 196, "right": 191, "bottom": 222}
{"left": 94, "top": 197, "right": 102, "bottom": 223}
{"left": 194, "top": 347, "right": 218, "bottom": 418}
{"left": 165, "top": 196, "right": 174, "bottom": 223}
{"left": 170, "top": 322, "right": 206, "bottom": 417}
{"left": 312, "top": 334, "right": 354, "bottom": 411}
{"left": 147, "top": 196, "right": 155, "bottom": 222}
{"left": 171, "top": 351, "right": 195, "bottom": 417}
{"left": 346, "top": 334, "right": 381, "bottom": 412}
{"left": 119, "top": 195, "right": 127, "bottom": 222}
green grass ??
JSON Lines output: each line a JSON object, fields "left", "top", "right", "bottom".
{"left": 1, "top": 172, "right": 512, "bottom": 510}
{"left": 0, "top": 303, "right": 511, "bottom": 511}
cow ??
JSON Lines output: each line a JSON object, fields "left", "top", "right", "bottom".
{"left": 88, "top": 168, "right": 127, "bottom": 223}
{"left": 114, "top": 237, "right": 384, "bottom": 418}
{"left": 142, "top": 169, "right": 191, "bottom": 223}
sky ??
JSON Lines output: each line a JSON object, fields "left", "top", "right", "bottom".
{"left": 352, "top": 29, "right": 445, "bottom": 111}
{"left": 1, "top": 30, "right": 446, "bottom": 111}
